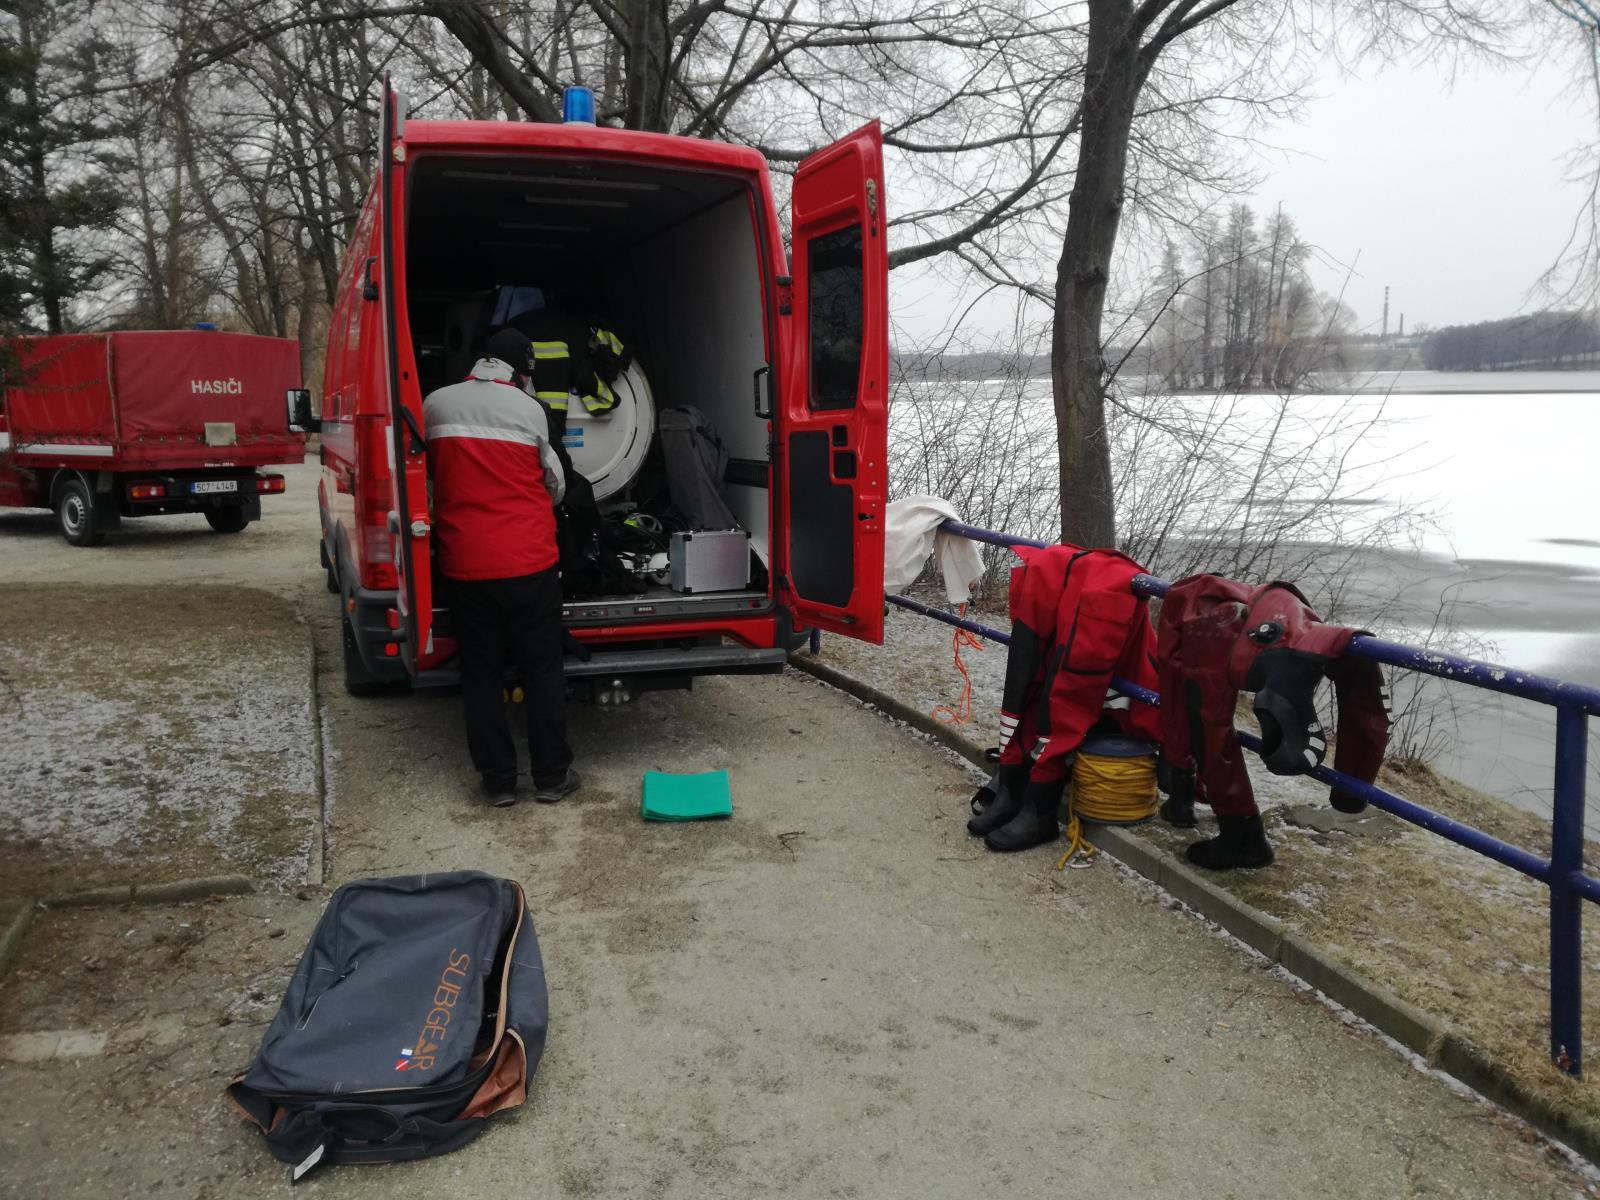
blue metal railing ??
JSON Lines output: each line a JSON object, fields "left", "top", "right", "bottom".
{"left": 881, "top": 518, "right": 1598, "bottom": 1078}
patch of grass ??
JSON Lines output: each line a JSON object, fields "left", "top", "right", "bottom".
{"left": 1132, "top": 759, "right": 1600, "bottom": 1141}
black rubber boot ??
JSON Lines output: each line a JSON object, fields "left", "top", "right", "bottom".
{"left": 969, "top": 748, "right": 1003, "bottom": 816}
{"left": 1185, "top": 814, "right": 1275, "bottom": 870}
{"left": 1329, "top": 787, "right": 1369, "bottom": 815}
{"left": 1160, "top": 794, "right": 1196, "bottom": 827}
{"left": 1157, "top": 759, "right": 1197, "bottom": 827}
{"left": 967, "top": 764, "right": 1031, "bottom": 837}
{"left": 984, "top": 779, "right": 1065, "bottom": 853}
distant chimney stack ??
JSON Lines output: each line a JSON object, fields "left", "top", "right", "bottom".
{"left": 1382, "top": 286, "right": 1390, "bottom": 341}
{"left": 1399, "top": 314, "right": 1405, "bottom": 339}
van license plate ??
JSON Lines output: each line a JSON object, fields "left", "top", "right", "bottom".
{"left": 190, "top": 480, "right": 237, "bottom": 495}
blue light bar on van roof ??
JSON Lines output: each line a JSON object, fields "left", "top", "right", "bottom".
{"left": 562, "top": 86, "right": 596, "bottom": 125}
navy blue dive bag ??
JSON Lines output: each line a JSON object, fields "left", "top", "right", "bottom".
{"left": 227, "top": 872, "right": 548, "bottom": 1180}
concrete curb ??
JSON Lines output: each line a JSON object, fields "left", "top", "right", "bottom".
{"left": 43, "top": 874, "right": 255, "bottom": 909}
{"left": 0, "top": 903, "right": 34, "bottom": 980}
{"left": 789, "top": 651, "right": 1600, "bottom": 1164}
{"left": 304, "top": 617, "right": 328, "bottom": 888}
{"left": 0, "top": 877, "right": 256, "bottom": 985}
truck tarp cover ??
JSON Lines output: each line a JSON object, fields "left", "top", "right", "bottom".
{"left": 6, "top": 331, "right": 300, "bottom": 446}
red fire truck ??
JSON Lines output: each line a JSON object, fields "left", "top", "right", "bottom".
{"left": 0, "top": 330, "right": 309, "bottom": 545}
{"left": 317, "top": 83, "right": 889, "bottom": 697}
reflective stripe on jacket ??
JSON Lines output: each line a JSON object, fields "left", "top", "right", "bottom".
{"left": 422, "top": 357, "right": 566, "bottom": 581}
{"left": 511, "top": 312, "right": 627, "bottom": 414}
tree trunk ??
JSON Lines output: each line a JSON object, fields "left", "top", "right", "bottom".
{"left": 17, "top": 2, "right": 62, "bottom": 333}
{"left": 623, "top": 0, "right": 670, "bottom": 130}
{"left": 1052, "top": 1, "right": 1146, "bottom": 549}
{"left": 1200, "top": 225, "right": 1216, "bottom": 390}
{"left": 426, "top": 1, "right": 559, "bottom": 123}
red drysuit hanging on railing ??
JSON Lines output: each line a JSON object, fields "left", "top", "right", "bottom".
{"left": 1155, "top": 574, "right": 1391, "bottom": 818}
{"left": 995, "top": 544, "right": 1161, "bottom": 782}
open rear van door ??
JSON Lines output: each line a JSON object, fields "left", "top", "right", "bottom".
{"left": 780, "top": 121, "right": 889, "bottom": 642}
{"left": 378, "top": 78, "right": 433, "bottom": 671}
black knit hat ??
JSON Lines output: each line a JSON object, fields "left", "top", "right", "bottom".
{"left": 484, "top": 327, "right": 533, "bottom": 376}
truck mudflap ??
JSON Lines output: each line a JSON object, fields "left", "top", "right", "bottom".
{"left": 348, "top": 585, "right": 410, "bottom": 684}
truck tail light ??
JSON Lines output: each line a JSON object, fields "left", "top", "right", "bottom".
{"left": 385, "top": 608, "right": 401, "bottom": 630}
{"left": 384, "top": 642, "right": 400, "bottom": 657}
{"left": 129, "top": 483, "right": 166, "bottom": 500}
{"left": 256, "top": 475, "right": 286, "bottom": 494}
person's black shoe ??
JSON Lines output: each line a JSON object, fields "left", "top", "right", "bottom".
{"left": 481, "top": 779, "right": 518, "bottom": 808}
{"left": 984, "top": 779, "right": 1065, "bottom": 853}
{"left": 1185, "top": 814, "right": 1275, "bottom": 870}
{"left": 967, "top": 764, "right": 1031, "bottom": 837}
{"left": 533, "top": 768, "right": 581, "bottom": 804}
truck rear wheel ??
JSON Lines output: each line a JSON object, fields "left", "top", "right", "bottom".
{"left": 343, "top": 615, "right": 389, "bottom": 697}
{"left": 205, "top": 507, "right": 251, "bottom": 534}
{"left": 56, "top": 478, "right": 105, "bottom": 547}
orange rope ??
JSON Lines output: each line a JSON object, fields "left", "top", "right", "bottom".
{"left": 932, "top": 605, "right": 985, "bottom": 725}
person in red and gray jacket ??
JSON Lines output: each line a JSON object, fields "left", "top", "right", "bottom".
{"left": 423, "top": 327, "right": 579, "bottom": 808}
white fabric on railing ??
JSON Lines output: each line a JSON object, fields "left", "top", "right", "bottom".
{"left": 884, "top": 496, "right": 986, "bottom": 605}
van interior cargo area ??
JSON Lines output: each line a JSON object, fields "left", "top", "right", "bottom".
{"left": 404, "top": 154, "right": 773, "bottom": 618}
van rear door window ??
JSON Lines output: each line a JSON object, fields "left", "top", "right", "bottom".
{"left": 806, "top": 226, "right": 863, "bottom": 411}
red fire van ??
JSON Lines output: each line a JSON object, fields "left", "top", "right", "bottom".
{"left": 319, "top": 83, "right": 888, "bottom": 696}
{"left": 0, "top": 330, "right": 306, "bottom": 545}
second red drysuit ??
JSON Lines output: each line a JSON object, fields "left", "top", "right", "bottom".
{"left": 1155, "top": 575, "right": 1391, "bottom": 818}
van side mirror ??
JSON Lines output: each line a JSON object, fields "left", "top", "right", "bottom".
{"left": 287, "top": 389, "right": 320, "bottom": 433}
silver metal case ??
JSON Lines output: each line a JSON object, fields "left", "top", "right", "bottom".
{"left": 669, "top": 529, "right": 751, "bottom": 594}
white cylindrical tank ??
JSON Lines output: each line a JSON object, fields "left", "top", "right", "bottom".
{"left": 561, "top": 360, "right": 654, "bottom": 500}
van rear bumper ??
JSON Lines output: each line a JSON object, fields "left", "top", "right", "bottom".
{"left": 412, "top": 641, "right": 787, "bottom": 690}
{"left": 564, "top": 644, "right": 787, "bottom": 678}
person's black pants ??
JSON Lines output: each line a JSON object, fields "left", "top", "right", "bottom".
{"left": 445, "top": 568, "right": 572, "bottom": 791}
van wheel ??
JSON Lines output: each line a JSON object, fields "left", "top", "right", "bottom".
{"left": 205, "top": 508, "right": 251, "bottom": 534}
{"left": 56, "top": 478, "right": 104, "bottom": 547}
{"left": 343, "top": 615, "right": 388, "bottom": 697}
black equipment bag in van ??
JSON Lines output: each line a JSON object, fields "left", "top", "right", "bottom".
{"left": 658, "top": 406, "right": 740, "bottom": 531}
{"left": 227, "top": 872, "right": 548, "bottom": 1181}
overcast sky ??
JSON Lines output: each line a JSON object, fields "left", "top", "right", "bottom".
{"left": 1250, "top": 54, "right": 1590, "bottom": 335}
{"left": 892, "top": 50, "right": 1594, "bottom": 343}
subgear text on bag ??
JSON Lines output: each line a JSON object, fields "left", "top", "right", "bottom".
{"left": 227, "top": 872, "right": 548, "bottom": 1181}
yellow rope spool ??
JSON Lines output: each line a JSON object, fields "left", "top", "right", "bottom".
{"left": 1056, "top": 748, "right": 1159, "bottom": 870}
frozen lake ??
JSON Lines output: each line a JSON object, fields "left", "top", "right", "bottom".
{"left": 1345, "top": 378, "right": 1600, "bottom": 838}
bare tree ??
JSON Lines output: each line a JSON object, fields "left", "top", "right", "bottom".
{"left": 1540, "top": 0, "right": 1600, "bottom": 309}
{"left": 1051, "top": 1, "right": 1518, "bottom": 549}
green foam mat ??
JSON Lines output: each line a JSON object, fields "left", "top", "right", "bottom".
{"left": 642, "top": 769, "right": 733, "bottom": 822}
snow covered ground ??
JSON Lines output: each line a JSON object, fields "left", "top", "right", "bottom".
{"left": 0, "top": 584, "right": 320, "bottom": 896}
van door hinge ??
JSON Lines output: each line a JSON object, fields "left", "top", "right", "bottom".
{"left": 392, "top": 142, "right": 406, "bottom": 163}
{"left": 775, "top": 275, "right": 793, "bottom": 316}
{"left": 410, "top": 519, "right": 430, "bottom": 537}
